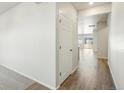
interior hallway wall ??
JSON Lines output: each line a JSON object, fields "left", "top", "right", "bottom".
{"left": 109, "top": 2, "right": 124, "bottom": 89}
{"left": 0, "top": 3, "right": 57, "bottom": 89}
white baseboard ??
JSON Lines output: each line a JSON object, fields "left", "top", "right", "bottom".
{"left": 93, "top": 50, "right": 97, "bottom": 52}
{"left": 107, "top": 61, "right": 118, "bottom": 89}
{"left": 71, "top": 64, "right": 79, "bottom": 75}
{"left": 0, "top": 64, "right": 56, "bottom": 90}
{"left": 97, "top": 57, "right": 108, "bottom": 60}
{"left": 56, "top": 85, "right": 60, "bottom": 90}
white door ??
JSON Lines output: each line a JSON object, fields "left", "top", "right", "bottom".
{"left": 58, "top": 14, "right": 73, "bottom": 84}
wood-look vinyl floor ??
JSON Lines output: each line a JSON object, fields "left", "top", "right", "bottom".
{"left": 58, "top": 49, "right": 115, "bottom": 90}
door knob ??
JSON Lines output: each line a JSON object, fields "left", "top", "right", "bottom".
{"left": 69, "top": 49, "right": 72, "bottom": 51}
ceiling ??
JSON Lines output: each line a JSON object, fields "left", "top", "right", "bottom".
{"left": 78, "top": 13, "right": 108, "bottom": 24}
{"left": 72, "top": 2, "right": 111, "bottom": 11}
{"left": 78, "top": 13, "right": 109, "bottom": 34}
{"left": 0, "top": 3, "right": 19, "bottom": 15}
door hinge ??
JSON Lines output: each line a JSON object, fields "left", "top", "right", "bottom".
{"left": 60, "top": 72, "right": 61, "bottom": 76}
{"left": 59, "top": 45, "right": 61, "bottom": 49}
{"left": 59, "top": 19, "right": 61, "bottom": 23}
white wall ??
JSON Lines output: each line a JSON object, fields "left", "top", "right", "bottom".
{"left": 97, "top": 21, "right": 108, "bottom": 58}
{"left": 56, "top": 2, "right": 78, "bottom": 87}
{"left": 109, "top": 3, "right": 124, "bottom": 89}
{"left": 0, "top": 3, "right": 56, "bottom": 89}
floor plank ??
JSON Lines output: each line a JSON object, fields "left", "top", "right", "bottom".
{"left": 59, "top": 49, "right": 115, "bottom": 90}
{"left": 25, "top": 82, "right": 50, "bottom": 90}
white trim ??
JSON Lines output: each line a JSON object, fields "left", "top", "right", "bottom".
{"left": 93, "top": 50, "right": 97, "bottom": 53}
{"left": 56, "top": 85, "right": 60, "bottom": 90}
{"left": 107, "top": 62, "right": 117, "bottom": 89}
{"left": 71, "top": 64, "right": 79, "bottom": 74}
{"left": 0, "top": 64, "right": 56, "bottom": 90}
{"left": 97, "top": 57, "right": 108, "bottom": 60}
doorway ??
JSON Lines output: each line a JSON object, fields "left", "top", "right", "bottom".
{"left": 83, "top": 34, "right": 93, "bottom": 49}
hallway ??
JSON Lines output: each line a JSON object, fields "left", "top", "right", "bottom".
{"left": 59, "top": 49, "right": 115, "bottom": 90}
{"left": 0, "top": 2, "right": 122, "bottom": 90}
